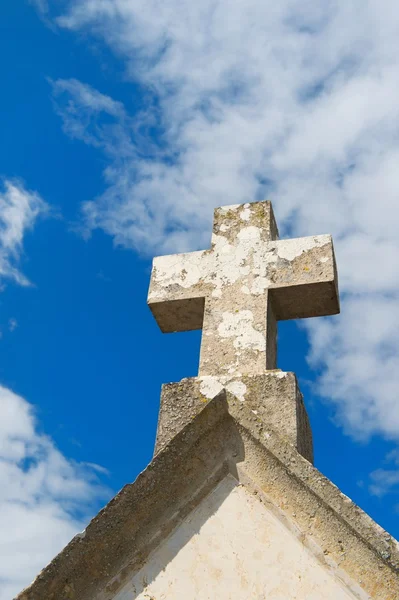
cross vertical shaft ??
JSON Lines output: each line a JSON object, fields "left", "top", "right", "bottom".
{"left": 199, "top": 203, "right": 279, "bottom": 376}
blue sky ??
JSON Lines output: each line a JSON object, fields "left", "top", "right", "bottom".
{"left": 2, "top": 1, "right": 399, "bottom": 597}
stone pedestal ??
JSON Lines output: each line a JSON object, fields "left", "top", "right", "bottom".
{"left": 154, "top": 370, "right": 313, "bottom": 463}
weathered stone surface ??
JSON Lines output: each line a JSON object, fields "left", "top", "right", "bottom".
{"left": 148, "top": 201, "right": 339, "bottom": 376}
{"left": 113, "top": 476, "right": 359, "bottom": 599}
{"left": 155, "top": 370, "right": 313, "bottom": 463}
{"left": 16, "top": 394, "right": 399, "bottom": 600}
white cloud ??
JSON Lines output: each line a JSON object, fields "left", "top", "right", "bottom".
{"left": 0, "top": 180, "right": 48, "bottom": 287}
{"left": 369, "top": 469, "right": 399, "bottom": 498}
{"left": 33, "top": 0, "right": 48, "bottom": 10}
{"left": 48, "top": 1, "right": 399, "bottom": 444}
{"left": 30, "top": 0, "right": 47, "bottom": 13}
{"left": 306, "top": 295, "right": 399, "bottom": 440}
{"left": 0, "top": 384, "right": 109, "bottom": 599}
{"left": 51, "top": 78, "right": 128, "bottom": 151}
{"left": 369, "top": 450, "right": 399, "bottom": 498}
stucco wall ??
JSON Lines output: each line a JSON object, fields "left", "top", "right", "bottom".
{"left": 112, "top": 476, "right": 361, "bottom": 600}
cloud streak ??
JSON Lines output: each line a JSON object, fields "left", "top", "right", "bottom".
{"left": 46, "top": 1, "right": 399, "bottom": 445}
{"left": 0, "top": 180, "right": 48, "bottom": 287}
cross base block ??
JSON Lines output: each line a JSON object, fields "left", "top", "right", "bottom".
{"left": 154, "top": 371, "right": 313, "bottom": 463}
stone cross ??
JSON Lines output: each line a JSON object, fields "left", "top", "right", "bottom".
{"left": 148, "top": 201, "right": 339, "bottom": 378}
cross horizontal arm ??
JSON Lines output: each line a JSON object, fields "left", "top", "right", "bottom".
{"left": 268, "top": 234, "right": 339, "bottom": 320}
{"left": 148, "top": 250, "right": 209, "bottom": 333}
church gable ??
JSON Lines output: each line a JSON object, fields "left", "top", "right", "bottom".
{"left": 17, "top": 392, "right": 399, "bottom": 600}
{"left": 113, "top": 475, "right": 359, "bottom": 600}
{"left": 15, "top": 201, "right": 399, "bottom": 600}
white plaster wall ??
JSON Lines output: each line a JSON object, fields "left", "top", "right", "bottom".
{"left": 112, "top": 476, "right": 361, "bottom": 600}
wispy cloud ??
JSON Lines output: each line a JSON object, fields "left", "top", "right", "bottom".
{"left": 47, "top": 1, "right": 399, "bottom": 446}
{"left": 0, "top": 179, "right": 48, "bottom": 287}
{"left": 0, "top": 384, "right": 109, "bottom": 599}
{"left": 8, "top": 318, "right": 18, "bottom": 332}
{"left": 369, "top": 469, "right": 399, "bottom": 498}
{"left": 369, "top": 450, "right": 399, "bottom": 497}
{"left": 50, "top": 78, "right": 128, "bottom": 152}
{"left": 29, "top": 0, "right": 48, "bottom": 15}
